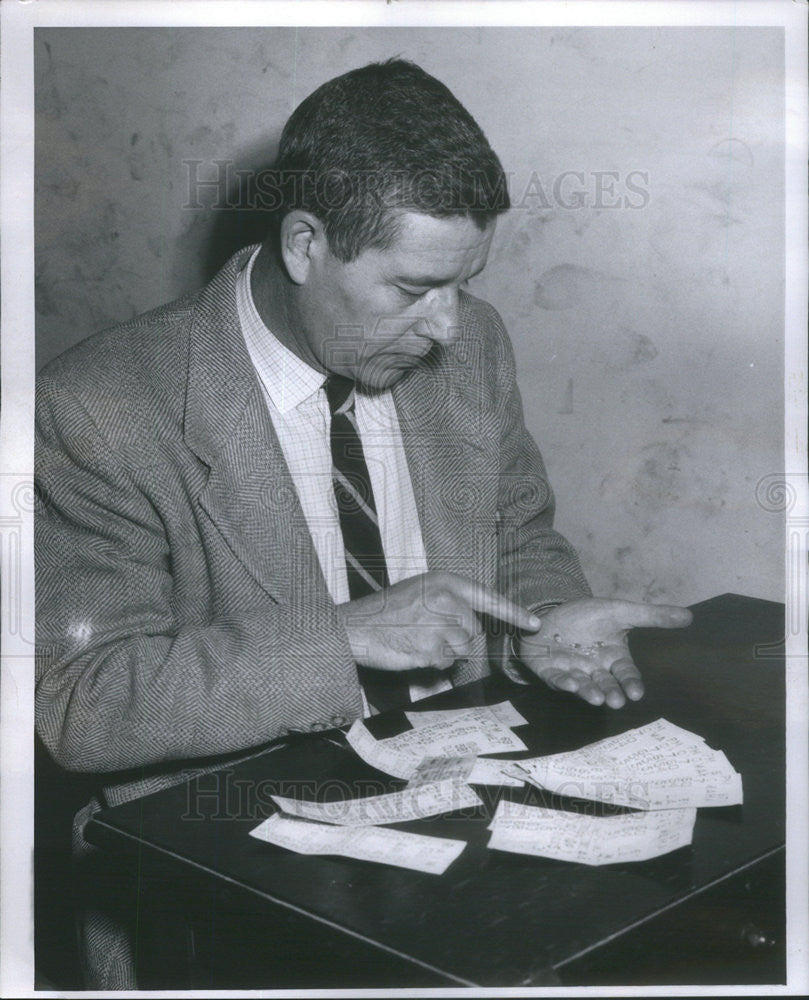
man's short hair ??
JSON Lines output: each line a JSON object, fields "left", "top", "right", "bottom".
{"left": 267, "top": 59, "right": 510, "bottom": 262}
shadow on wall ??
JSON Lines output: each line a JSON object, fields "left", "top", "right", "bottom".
{"left": 199, "top": 144, "right": 281, "bottom": 283}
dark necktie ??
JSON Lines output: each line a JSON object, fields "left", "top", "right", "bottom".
{"left": 324, "top": 375, "right": 411, "bottom": 713}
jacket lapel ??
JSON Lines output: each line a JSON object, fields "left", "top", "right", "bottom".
{"left": 183, "top": 256, "right": 498, "bottom": 684}
{"left": 183, "top": 248, "right": 326, "bottom": 602}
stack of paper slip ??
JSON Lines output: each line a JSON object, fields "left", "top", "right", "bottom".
{"left": 269, "top": 779, "right": 483, "bottom": 826}
{"left": 487, "top": 800, "right": 697, "bottom": 866}
{"left": 405, "top": 701, "right": 527, "bottom": 730}
{"left": 406, "top": 754, "right": 523, "bottom": 789}
{"left": 503, "top": 718, "right": 743, "bottom": 810}
{"left": 345, "top": 701, "right": 527, "bottom": 784}
{"left": 251, "top": 777, "right": 482, "bottom": 874}
{"left": 250, "top": 814, "right": 466, "bottom": 875}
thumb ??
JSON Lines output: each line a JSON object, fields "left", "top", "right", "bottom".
{"left": 606, "top": 600, "right": 693, "bottom": 629}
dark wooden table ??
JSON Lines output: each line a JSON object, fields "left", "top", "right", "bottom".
{"left": 86, "top": 593, "right": 786, "bottom": 988}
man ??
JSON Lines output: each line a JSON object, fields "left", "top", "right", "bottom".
{"left": 35, "top": 60, "right": 691, "bottom": 987}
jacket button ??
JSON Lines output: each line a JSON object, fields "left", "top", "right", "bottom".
{"left": 330, "top": 715, "right": 346, "bottom": 727}
{"left": 309, "top": 720, "right": 328, "bottom": 732}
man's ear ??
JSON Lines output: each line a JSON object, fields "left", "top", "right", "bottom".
{"left": 279, "top": 211, "right": 325, "bottom": 285}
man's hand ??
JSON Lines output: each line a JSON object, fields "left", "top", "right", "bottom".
{"left": 335, "top": 572, "right": 540, "bottom": 672}
{"left": 514, "top": 598, "right": 693, "bottom": 709}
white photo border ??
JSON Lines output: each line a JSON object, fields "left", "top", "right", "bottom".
{"left": 2, "top": 2, "right": 806, "bottom": 997}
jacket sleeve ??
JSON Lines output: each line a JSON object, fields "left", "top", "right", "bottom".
{"left": 35, "top": 377, "right": 362, "bottom": 773}
{"left": 481, "top": 303, "right": 592, "bottom": 609}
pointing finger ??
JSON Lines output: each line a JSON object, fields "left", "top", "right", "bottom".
{"left": 454, "top": 578, "right": 541, "bottom": 632}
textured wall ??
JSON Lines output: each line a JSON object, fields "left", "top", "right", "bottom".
{"left": 35, "top": 26, "right": 784, "bottom": 605}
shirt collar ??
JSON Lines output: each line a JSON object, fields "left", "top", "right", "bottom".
{"left": 235, "top": 246, "right": 326, "bottom": 414}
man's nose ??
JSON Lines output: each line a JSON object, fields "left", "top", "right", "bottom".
{"left": 421, "top": 285, "right": 461, "bottom": 343}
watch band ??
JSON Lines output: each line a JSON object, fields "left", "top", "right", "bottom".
{"left": 508, "top": 601, "right": 565, "bottom": 662}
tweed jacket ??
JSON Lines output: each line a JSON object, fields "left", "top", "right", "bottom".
{"left": 35, "top": 245, "right": 590, "bottom": 809}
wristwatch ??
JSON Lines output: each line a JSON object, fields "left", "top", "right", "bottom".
{"left": 509, "top": 600, "right": 564, "bottom": 657}
{"left": 506, "top": 601, "right": 565, "bottom": 680}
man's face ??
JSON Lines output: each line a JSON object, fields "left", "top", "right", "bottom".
{"left": 296, "top": 212, "right": 495, "bottom": 390}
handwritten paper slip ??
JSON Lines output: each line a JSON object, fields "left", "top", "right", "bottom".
{"left": 271, "top": 780, "right": 482, "bottom": 826}
{"left": 345, "top": 720, "right": 421, "bottom": 779}
{"left": 346, "top": 714, "right": 527, "bottom": 781}
{"left": 405, "top": 701, "right": 527, "bottom": 731}
{"left": 391, "top": 714, "right": 528, "bottom": 757}
{"left": 251, "top": 814, "right": 466, "bottom": 875}
{"left": 407, "top": 755, "right": 524, "bottom": 789}
{"left": 487, "top": 801, "right": 697, "bottom": 866}
{"left": 346, "top": 717, "right": 526, "bottom": 781}
{"left": 504, "top": 719, "right": 743, "bottom": 810}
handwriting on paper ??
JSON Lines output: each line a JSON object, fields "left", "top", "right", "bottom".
{"left": 504, "top": 718, "right": 743, "bottom": 810}
{"left": 345, "top": 720, "right": 420, "bottom": 779}
{"left": 271, "top": 779, "right": 482, "bottom": 826}
{"left": 405, "top": 701, "right": 527, "bottom": 731}
{"left": 487, "top": 800, "right": 697, "bottom": 865}
{"left": 391, "top": 714, "right": 527, "bottom": 757}
{"left": 346, "top": 709, "right": 527, "bottom": 782}
{"left": 250, "top": 814, "right": 466, "bottom": 874}
{"left": 407, "top": 754, "right": 524, "bottom": 788}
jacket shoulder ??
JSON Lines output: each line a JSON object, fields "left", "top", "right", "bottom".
{"left": 37, "top": 248, "right": 253, "bottom": 436}
{"left": 458, "top": 291, "right": 514, "bottom": 369}
{"left": 35, "top": 288, "right": 205, "bottom": 459}
{"left": 38, "top": 290, "right": 198, "bottom": 399}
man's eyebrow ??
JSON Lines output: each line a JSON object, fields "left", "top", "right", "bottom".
{"left": 394, "top": 262, "right": 488, "bottom": 287}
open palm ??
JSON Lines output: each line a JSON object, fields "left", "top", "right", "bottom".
{"left": 515, "top": 598, "right": 692, "bottom": 709}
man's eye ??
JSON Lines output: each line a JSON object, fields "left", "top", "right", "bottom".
{"left": 397, "top": 287, "right": 423, "bottom": 300}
